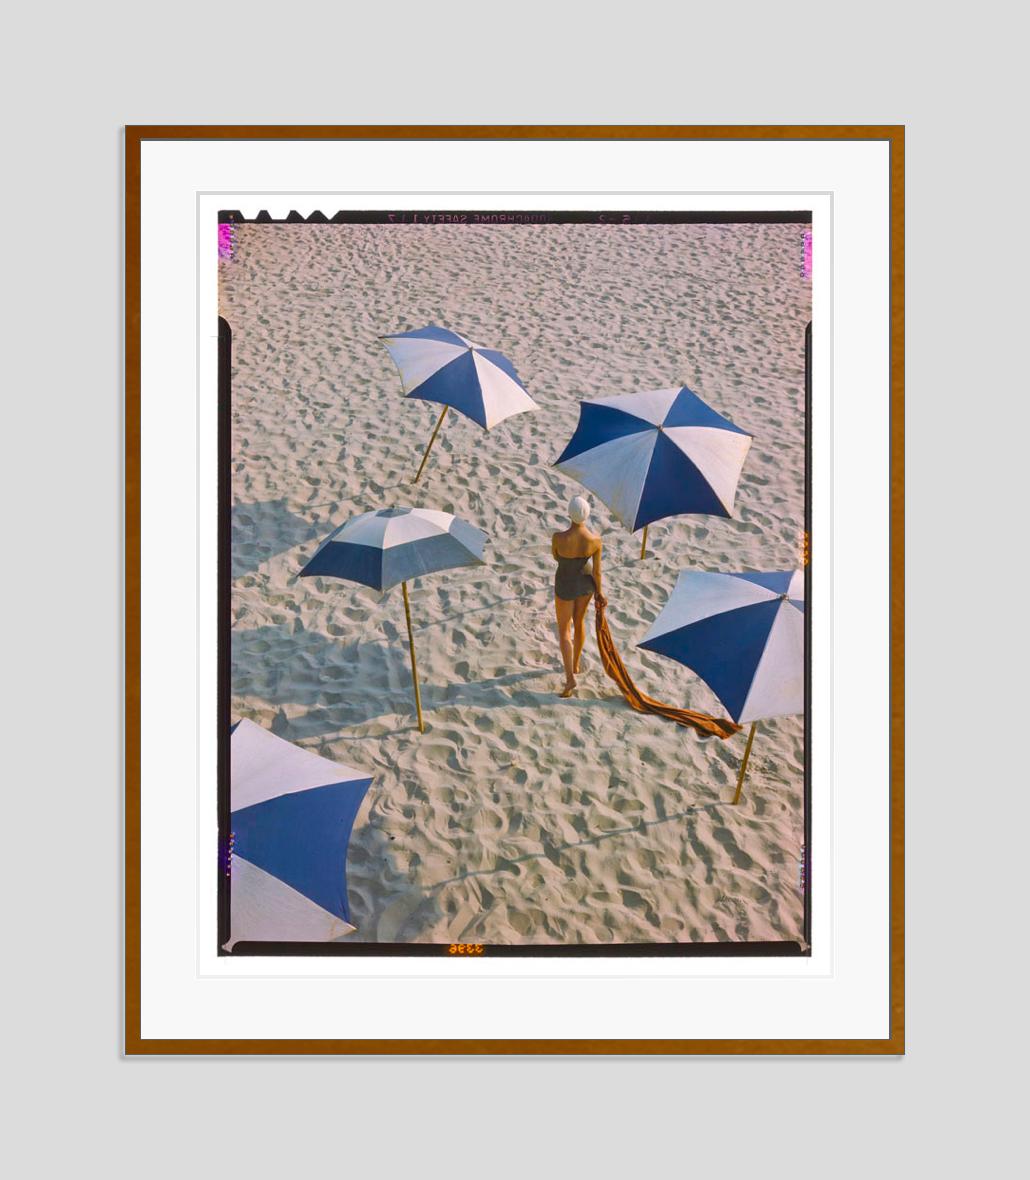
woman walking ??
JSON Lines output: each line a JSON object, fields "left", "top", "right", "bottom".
{"left": 552, "top": 495, "right": 604, "bottom": 697}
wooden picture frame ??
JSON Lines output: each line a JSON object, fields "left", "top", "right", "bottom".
{"left": 125, "top": 125, "right": 903, "bottom": 1054}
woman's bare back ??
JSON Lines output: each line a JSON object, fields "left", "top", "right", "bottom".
{"left": 552, "top": 523, "right": 601, "bottom": 559}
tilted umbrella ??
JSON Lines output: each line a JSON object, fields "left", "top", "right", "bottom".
{"left": 554, "top": 386, "right": 752, "bottom": 557}
{"left": 299, "top": 506, "right": 488, "bottom": 732}
{"left": 379, "top": 324, "right": 537, "bottom": 482}
{"left": 638, "top": 569, "right": 804, "bottom": 802}
{"left": 226, "top": 718, "right": 372, "bottom": 949}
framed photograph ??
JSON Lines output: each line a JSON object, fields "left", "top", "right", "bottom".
{"left": 126, "top": 125, "right": 903, "bottom": 1053}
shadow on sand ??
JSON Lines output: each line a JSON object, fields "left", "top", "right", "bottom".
{"left": 231, "top": 499, "right": 321, "bottom": 577}
{"left": 346, "top": 797, "right": 743, "bottom": 943}
{"left": 231, "top": 622, "right": 628, "bottom": 739}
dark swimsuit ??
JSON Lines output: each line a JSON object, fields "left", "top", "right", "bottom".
{"left": 554, "top": 553, "right": 596, "bottom": 601}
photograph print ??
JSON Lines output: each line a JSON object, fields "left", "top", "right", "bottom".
{"left": 219, "top": 209, "right": 811, "bottom": 956}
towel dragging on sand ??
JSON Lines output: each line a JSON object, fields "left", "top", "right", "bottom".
{"left": 594, "top": 597, "right": 740, "bottom": 740}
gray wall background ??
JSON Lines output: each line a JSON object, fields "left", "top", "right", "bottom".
{"left": 4, "top": 2, "right": 1022, "bottom": 1175}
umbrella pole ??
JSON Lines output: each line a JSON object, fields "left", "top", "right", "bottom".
{"left": 639, "top": 525, "right": 649, "bottom": 559}
{"left": 413, "top": 405, "right": 449, "bottom": 483}
{"left": 732, "top": 722, "right": 758, "bottom": 805}
{"left": 401, "top": 580, "right": 425, "bottom": 733}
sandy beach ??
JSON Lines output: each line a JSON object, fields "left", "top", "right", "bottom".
{"left": 220, "top": 219, "right": 810, "bottom": 947}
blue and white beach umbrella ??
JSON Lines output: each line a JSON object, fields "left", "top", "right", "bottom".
{"left": 299, "top": 506, "right": 488, "bottom": 732}
{"left": 300, "top": 506, "right": 487, "bottom": 591}
{"left": 379, "top": 324, "right": 537, "bottom": 481}
{"left": 227, "top": 719, "right": 372, "bottom": 948}
{"left": 638, "top": 569, "right": 804, "bottom": 802}
{"left": 555, "top": 387, "right": 752, "bottom": 556}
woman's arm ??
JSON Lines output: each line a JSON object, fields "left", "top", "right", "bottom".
{"left": 551, "top": 533, "right": 560, "bottom": 559}
{"left": 592, "top": 540, "right": 603, "bottom": 597}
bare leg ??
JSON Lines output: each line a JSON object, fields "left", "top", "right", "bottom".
{"left": 554, "top": 596, "right": 576, "bottom": 694}
{"left": 572, "top": 593, "right": 591, "bottom": 673}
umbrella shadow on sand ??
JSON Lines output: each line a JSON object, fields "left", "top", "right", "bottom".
{"left": 232, "top": 624, "right": 415, "bottom": 736}
{"left": 231, "top": 499, "right": 321, "bottom": 578}
{"left": 232, "top": 623, "right": 629, "bottom": 739}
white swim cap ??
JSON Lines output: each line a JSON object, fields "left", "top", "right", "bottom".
{"left": 569, "top": 495, "right": 591, "bottom": 524}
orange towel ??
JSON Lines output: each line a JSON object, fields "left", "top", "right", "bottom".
{"left": 594, "top": 596, "right": 741, "bottom": 740}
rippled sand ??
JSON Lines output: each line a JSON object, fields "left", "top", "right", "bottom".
{"left": 220, "top": 220, "right": 810, "bottom": 946}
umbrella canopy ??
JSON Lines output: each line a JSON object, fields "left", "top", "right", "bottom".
{"left": 227, "top": 718, "right": 372, "bottom": 948}
{"left": 299, "top": 506, "right": 487, "bottom": 592}
{"left": 379, "top": 324, "right": 537, "bottom": 430}
{"left": 638, "top": 569, "right": 804, "bottom": 725}
{"left": 554, "top": 386, "right": 752, "bottom": 532}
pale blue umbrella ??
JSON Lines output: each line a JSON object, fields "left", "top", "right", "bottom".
{"left": 227, "top": 719, "right": 372, "bottom": 948}
{"left": 300, "top": 506, "right": 488, "bottom": 732}
{"left": 555, "top": 386, "right": 752, "bottom": 557}
{"left": 380, "top": 324, "right": 537, "bottom": 481}
{"left": 639, "top": 569, "right": 804, "bottom": 802}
